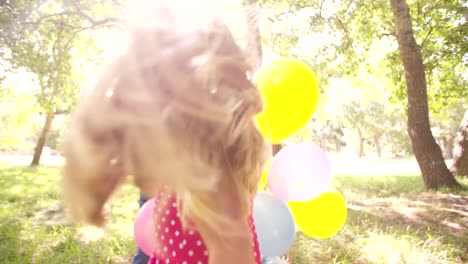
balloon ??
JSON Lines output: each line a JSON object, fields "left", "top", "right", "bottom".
{"left": 134, "top": 198, "right": 156, "bottom": 256}
{"left": 255, "top": 58, "right": 319, "bottom": 143}
{"left": 258, "top": 159, "right": 272, "bottom": 191}
{"left": 288, "top": 191, "right": 347, "bottom": 239}
{"left": 267, "top": 142, "right": 332, "bottom": 202}
{"left": 253, "top": 192, "right": 296, "bottom": 257}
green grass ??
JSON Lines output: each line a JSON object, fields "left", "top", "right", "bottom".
{"left": 0, "top": 159, "right": 467, "bottom": 263}
{"left": 288, "top": 173, "right": 468, "bottom": 264}
{"left": 0, "top": 163, "right": 141, "bottom": 263}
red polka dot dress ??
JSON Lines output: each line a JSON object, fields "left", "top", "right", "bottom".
{"left": 148, "top": 191, "right": 262, "bottom": 264}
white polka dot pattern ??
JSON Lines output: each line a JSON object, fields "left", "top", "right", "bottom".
{"left": 148, "top": 191, "right": 262, "bottom": 264}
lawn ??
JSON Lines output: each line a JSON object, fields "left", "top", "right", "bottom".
{"left": 0, "top": 157, "right": 467, "bottom": 264}
{"left": 0, "top": 162, "right": 140, "bottom": 264}
{"left": 289, "top": 161, "right": 468, "bottom": 264}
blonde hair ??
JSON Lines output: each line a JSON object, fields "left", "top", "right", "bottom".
{"left": 62, "top": 3, "right": 268, "bottom": 238}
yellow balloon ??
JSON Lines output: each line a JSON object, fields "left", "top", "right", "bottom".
{"left": 258, "top": 160, "right": 272, "bottom": 191}
{"left": 255, "top": 58, "right": 319, "bottom": 143}
{"left": 288, "top": 192, "right": 347, "bottom": 239}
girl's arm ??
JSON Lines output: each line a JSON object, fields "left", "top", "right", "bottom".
{"left": 193, "top": 182, "right": 256, "bottom": 264}
{"left": 195, "top": 214, "right": 256, "bottom": 264}
{"left": 204, "top": 221, "right": 255, "bottom": 264}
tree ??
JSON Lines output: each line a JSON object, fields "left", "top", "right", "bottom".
{"left": 261, "top": 0, "right": 464, "bottom": 188}
{"left": 451, "top": 110, "right": 468, "bottom": 176}
{"left": 431, "top": 99, "right": 467, "bottom": 159}
{"left": 384, "top": 119, "right": 413, "bottom": 157}
{"left": 285, "top": 118, "right": 345, "bottom": 152}
{"left": 365, "top": 101, "right": 388, "bottom": 158}
{"left": 314, "top": 120, "right": 345, "bottom": 151}
{"left": 1, "top": 0, "right": 122, "bottom": 165}
{"left": 389, "top": 0, "right": 459, "bottom": 188}
{"left": 323, "top": 77, "right": 390, "bottom": 157}
{"left": 341, "top": 100, "right": 368, "bottom": 157}
{"left": 0, "top": 70, "right": 39, "bottom": 151}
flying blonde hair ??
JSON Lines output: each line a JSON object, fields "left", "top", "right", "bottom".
{"left": 61, "top": 2, "right": 269, "bottom": 238}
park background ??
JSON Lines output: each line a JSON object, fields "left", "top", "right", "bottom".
{"left": 0, "top": 0, "right": 467, "bottom": 263}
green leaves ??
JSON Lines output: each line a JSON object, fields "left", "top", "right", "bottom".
{"left": 1, "top": 0, "right": 122, "bottom": 114}
{"left": 0, "top": 73, "right": 39, "bottom": 150}
{"left": 260, "top": 0, "right": 465, "bottom": 154}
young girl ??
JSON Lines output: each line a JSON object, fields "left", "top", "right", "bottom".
{"left": 61, "top": 2, "right": 269, "bottom": 264}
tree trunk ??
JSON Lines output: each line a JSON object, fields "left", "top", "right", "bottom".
{"left": 320, "top": 130, "right": 326, "bottom": 150}
{"left": 390, "top": 0, "right": 459, "bottom": 188}
{"left": 30, "top": 112, "right": 55, "bottom": 166}
{"left": 451, "top": 110, "right": 468, "bottom": 176}
{"left": 442, "top": 136, "right": 454, "bottom": 159}
{"left": 374, "top": 135, "right": 382, "bottom": 158}
{"left": 357, "top": 128, "right": 364, "bottom": 157}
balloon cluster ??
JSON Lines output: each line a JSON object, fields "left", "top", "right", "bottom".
{"left": 133, "top": 58, "right": 347, "bottom": 259}
{"left": 252, "top": 58, "right": 348, "bottom": 258}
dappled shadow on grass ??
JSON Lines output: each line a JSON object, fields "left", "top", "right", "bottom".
{"left": 0, "top": 163, "right": 140, "bottom": 263}
{"left": 349, "top": 193, "right": 468, "bottom": 239}
{"left": 346, "top": 206, "right": 467, "bottom": 263}
{"left": 0, "top": 216, "right": 24, "bottom": 263}
{"left": 28, "top": 227, "right": 135, "bottom": 264}
{"left": 0, "top": 211, "right": 136, "bottom": 264}
{"left": 289, "top": 203, "right": 467, "bottom": 264}
{"left": 0, "top": 165, "right": 62, "bottom": 200}
{"left": 288, "top": 231, "right": 362, "bottom": 264}
{"left": 289, "top": 174, "right": 468, "bottom": 263}
{"left": 1, "top": 165, "right": 63, "bottom": 224}
{"left": 3, "top": 162, "right": 467, "bottom": 263}
{"left": 3, "top": 205, "right": 137, "bottom": 264}
{"left": 335, "top": 174, "right": 468, "bottom": 239}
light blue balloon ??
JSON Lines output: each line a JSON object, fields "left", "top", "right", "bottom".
{"left": 253, "top": 192, "right": 296, "bottom": 257}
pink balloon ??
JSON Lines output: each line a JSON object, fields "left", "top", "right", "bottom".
{"left": 267, "top": 142, "right": 332, "bottom": 202}
{"left": 134, "top": 198, "right": 156, "bottom": 256}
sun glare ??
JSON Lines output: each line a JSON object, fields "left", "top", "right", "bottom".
{"left": 124, "top": 0, "right": 246, "bottom": 33}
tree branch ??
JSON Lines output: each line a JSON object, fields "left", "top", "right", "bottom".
{"left": 24, "top": 11, "right": 76, "bottom": 26}
{"left": 382, "top": 31, "right": 396, "bottom": 37}
{"left": 271, "top": 4, "right": 318, "bottom": 21}
{"left": 69, "top": 1, "right": 124, "bottom": 29}
{"left": 53, "top": 110, "right": 67, "bottom": 115}
{"left": 20, "top": 6, "right": 124, "bottom": 31}
{"left": 419, "top": 26, "right": 434, "bottom": 50}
